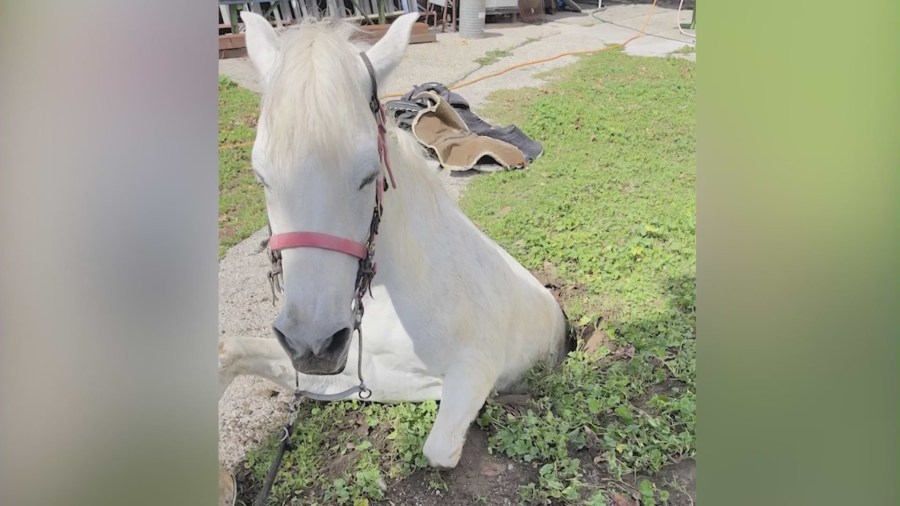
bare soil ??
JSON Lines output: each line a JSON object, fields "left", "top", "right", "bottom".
{"left": 382, "top": 426, "right": 695, "bottom": 506}
{"left": 379, "top": 427, "right": 537, "bottom": 506}
{"left": 234, "top": 424, "right": 695, "bottom": 505}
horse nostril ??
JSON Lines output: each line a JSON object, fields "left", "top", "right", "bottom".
{"left": 272, "top": 325, "right": 292, "bottom": 353}
{"left": 315, "top": 327, "right": 351, "bottom": 357}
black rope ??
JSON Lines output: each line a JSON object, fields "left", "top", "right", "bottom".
{"left": 252, "top": 418, "right": 296, "bottom": 506}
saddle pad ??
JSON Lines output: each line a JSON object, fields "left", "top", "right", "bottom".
{"left": 409, "top": 91, "right": 526, "bottom": 172}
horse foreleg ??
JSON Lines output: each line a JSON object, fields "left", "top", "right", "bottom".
{"left": 218, "top": 336, "right": 378, "bottom": 400}
{"left": 422, "top": 362, "right": 496, "bottom": 468}
{"left": 218, "top": 336, "right": 296, "bottom": 399}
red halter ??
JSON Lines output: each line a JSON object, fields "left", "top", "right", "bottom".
{"left": 268, "top": 231, "right": 369, "bottom": 260}
{"left": 266, "top": 53, "right": 395, "bottom": 262}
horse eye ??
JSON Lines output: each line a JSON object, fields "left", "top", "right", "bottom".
{"left": 358, "top": 172, "right": 379, "bottom": 190}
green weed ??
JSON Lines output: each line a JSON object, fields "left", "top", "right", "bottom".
{"left": 638, "top": 478, "right": 671, "bottom": 505}
{"left": 244, "top": 400, "right": 438, "bottom": 505}
{"left": 427, "top": 470, "right": 449, "bottom": 493}
{"left": 586, "top": 490, "right": 610, "bottom": 505}
{"left": 476, "top": 49, "right": 513, "bottom": 66}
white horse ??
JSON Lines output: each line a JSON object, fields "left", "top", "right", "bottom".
{"left": 219, "top": 11, "right": 567, "bottom": 479}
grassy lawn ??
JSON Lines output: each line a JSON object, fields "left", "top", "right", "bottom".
{"left": 463, "top": 49, "right": 695, "bottom": 504}
{"left": 218, "top": 77, "right": 266, "bottom": 257}
{"left": 222, "top": 49, "right": 695, "bottom": 505}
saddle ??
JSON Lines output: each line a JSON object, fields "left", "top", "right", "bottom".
{"left": 385, "top": 82, "right": 544, "bottom": 171}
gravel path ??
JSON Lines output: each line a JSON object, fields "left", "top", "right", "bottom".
{"left": 218, "top": 5, "right": 694, "bottom": 470}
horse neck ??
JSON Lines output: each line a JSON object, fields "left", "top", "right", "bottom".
{"left": 373, "top": 134, "right": 457, "bottom": 296}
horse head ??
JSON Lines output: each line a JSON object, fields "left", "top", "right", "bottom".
{"left": 242, "top": 11, "right": 417, "bottom": 375}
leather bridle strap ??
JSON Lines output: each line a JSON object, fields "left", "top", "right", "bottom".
{"left": 360, "top": 51, "right": 397, "bottom": 189}
{"left": 360, "top": 50, "right": 381, "bottom": 114}
{"left": 268, "top": 232, "right": 368, "bottom": 259}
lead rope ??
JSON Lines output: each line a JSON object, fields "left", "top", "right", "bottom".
{"left": 252, "top": 381, "right": 302, "bottom": 506}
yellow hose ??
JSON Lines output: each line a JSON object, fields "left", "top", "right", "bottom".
{"left": 381, "top": 0, "right": 658, "bottom": 98}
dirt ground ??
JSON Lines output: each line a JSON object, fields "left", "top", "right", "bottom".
{"left": 381, "top": 429, "right": 695, "bottom": 506}
{"left": 235, "top": 415, "right": 695, "bottom": 505}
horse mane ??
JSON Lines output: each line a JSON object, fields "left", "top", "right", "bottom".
{"left": 261, "top": 18, "right": 373, "bottom": 176}
{"left": 259, "top": 18, "right": 453, "bottom": 223}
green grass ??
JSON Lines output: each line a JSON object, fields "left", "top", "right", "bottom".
{"left": 476, "top": 49, "right": 513, "bottom": 66}
{"left": 472, "top": 51, "right": 696, "bottom": 502}
{"left": 466, "top": 49, "right": 695, "bottom": 323}
{"left": 474, "top": 36, "right": 541, "bottom": 67}
{"left": 218, "top": 76, "right": 266, "bottom": 258}
{"left": 222, "top": 48, "right": 695, "bottom": 504}
{"left": 465, "top": 49, "right": 695, "bottom": 503}
{"left": 245, "top": 400, "right": 439, "bottom": 505}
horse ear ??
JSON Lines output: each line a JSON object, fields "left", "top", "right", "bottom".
{"left": 240, "top": 11, "right": 279, "bottom": 83}
{"left": 363, "top": 12, "right": 418, "bottom": 87}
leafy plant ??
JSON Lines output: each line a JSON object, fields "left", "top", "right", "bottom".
{"left": 638, "top": 478, "right": 671, "bottom": 505}
{"left": 244, "top": 400, "right": 437, "bottom": 505}
{"left": 586, "top": 490, "right": 610, "bottom": 506}
{"left": 519, "top": 457, "right": 583, "bottom": 505}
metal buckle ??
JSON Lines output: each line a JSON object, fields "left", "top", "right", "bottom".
{"left": 267, "top": 248, "right": 283, "bottom": 304}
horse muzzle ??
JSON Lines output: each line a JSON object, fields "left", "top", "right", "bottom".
{"left": 273, "top": 325, "right": 352, "bottom": 375}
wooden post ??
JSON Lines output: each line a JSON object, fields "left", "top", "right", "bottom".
{"left": 229, "top": 4, "right": 240, "bottom": 33}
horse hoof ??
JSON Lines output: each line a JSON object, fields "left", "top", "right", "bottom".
{"left": 423, "top": 436, "right": 463, "bottom": 469}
